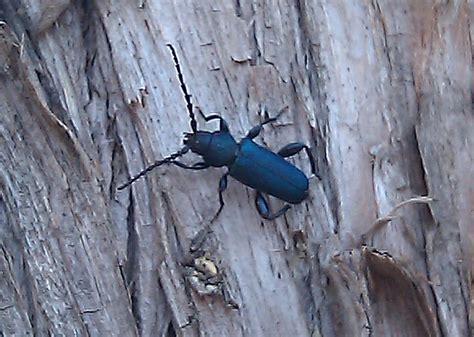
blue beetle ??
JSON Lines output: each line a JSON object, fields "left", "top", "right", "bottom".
{"left": 118, "top": 45, "right": 316, "bottom": 220}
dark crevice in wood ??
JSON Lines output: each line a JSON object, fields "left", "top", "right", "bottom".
{"left": 412, "top": 128, "right": 434, "bottom": 222}
{"left": 81, "top": 0, "right": 99, "bottom": 108}
{"left": 233, "top": 0, "right": 242, "bottom": 18}
{"left": 34, "top": 68, "right": 72, "bottom": 131}
{"left": 22, "top": 246, "right": 41, "bottom": 335}
{"left": 108, "top": 117, "right": 121, "bottom": 195}
{"left": 165, "top": 321, "right": 177, "bottom": 337}
{"left": 124, "top": 190, "right": 140, "bottom": 331}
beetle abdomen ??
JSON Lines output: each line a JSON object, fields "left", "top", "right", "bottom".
{"left": 229, "top": 139, "right": 309, "bottom": 204}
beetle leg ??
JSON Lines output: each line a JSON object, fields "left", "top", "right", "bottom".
{"left": 278, "top": 142, "right": 320, "bottom": 179}
{"left": 245, "top": 106, "right": 288, "bottom": 139}
{"left": 169, "top": 161, "right": 210, "bottom": 170}
{"left": 211, "top": 172, "right": 229, "bottom": 222}
{"left": 245, "top": 124, "right": 263, "bottom": 140}
{"left": 277, "top": 142, "right": 316, "bottom": 175}
{"left": 255, "top": 191, "right": 291, "bottom": 220}
{"left": 196, "top": 107, "right": 230, "bottom": 132}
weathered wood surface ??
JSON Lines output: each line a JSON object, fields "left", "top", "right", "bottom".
{"left": 0, "top": 1, "right": 471, "bottom": 336}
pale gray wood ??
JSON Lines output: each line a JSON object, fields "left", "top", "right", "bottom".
{"left": 0, "top": 0, "right": 471, "bottom": 336}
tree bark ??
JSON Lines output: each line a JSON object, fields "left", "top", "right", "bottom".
{"left": 0, "top": 1, "right": 472, "bottom": 336}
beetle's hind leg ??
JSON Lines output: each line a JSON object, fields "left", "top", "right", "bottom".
{"left": 278, "top": 142, "right": 319, "bottom": 178}
{"left": 255, "top": 191, "right": 291, "bottom": 220}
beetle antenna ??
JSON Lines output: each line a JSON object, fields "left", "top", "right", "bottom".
{"left": 166, "top": 44, "right": 198, "bottom": 133}
{"left": 117, "top": 146, "right": 190, "bottom": 190}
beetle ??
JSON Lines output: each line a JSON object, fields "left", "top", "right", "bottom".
{"left": 118, "top": 44, "right": 317, "bottom": 220}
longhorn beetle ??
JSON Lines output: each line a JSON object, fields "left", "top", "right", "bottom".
{"left": 118, "top": 44, "right": 317, "bottom": 220}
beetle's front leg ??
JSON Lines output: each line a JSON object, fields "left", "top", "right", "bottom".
{"left": 196, "top": 107, "right": 230, "bottom": 132}
{"left": 255, "top": 191, "right": 291, "bottom": 220}
{"left": 245, "top": 106, "right": 288, "bottom": 139}
{"left": 211, "top": 171, "right": 229, "bottom": 222}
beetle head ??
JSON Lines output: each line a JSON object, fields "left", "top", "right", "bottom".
{"left": 184, "top": 131, "right": 212, "bottom": 155}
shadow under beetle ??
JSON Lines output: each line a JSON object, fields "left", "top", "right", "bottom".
{"left": 118, "top": 44, "right": 317, "bottom": 220}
